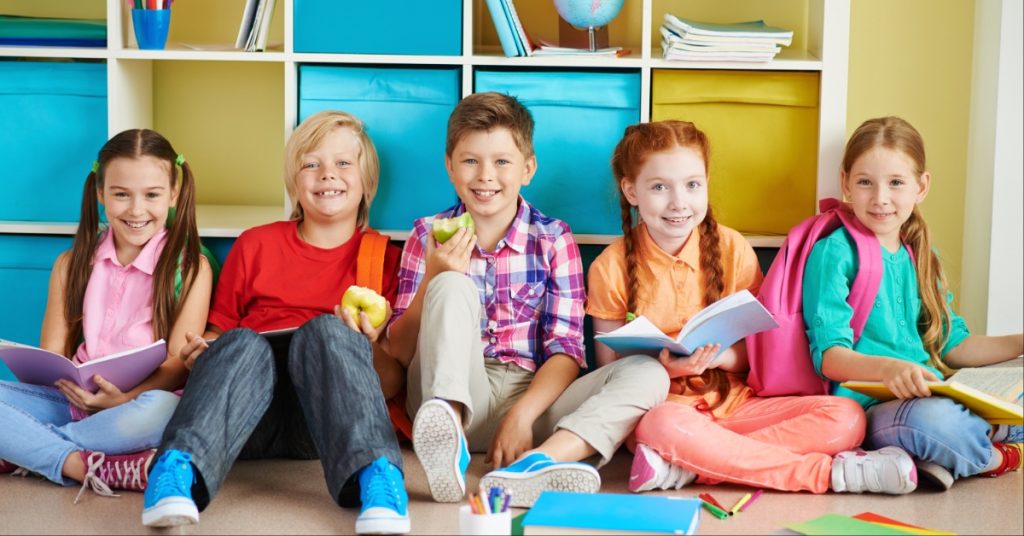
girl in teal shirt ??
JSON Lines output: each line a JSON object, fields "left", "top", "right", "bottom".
{"left": 803, "top": 116, "right": 1023, "bottom": 489}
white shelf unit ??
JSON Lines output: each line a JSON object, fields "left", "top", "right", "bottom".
{"left": 0, "top": 0, "right": 849, "bottom": 249}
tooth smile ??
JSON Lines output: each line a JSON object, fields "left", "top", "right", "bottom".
{"left": 316, "top": 190, "right": 344, "bottom": 197}
{"left": 124, "top": 221, "right": 149, "bottom": 229}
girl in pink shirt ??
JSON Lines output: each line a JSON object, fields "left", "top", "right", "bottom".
{"left": 0, "top": 129, "right": 213, "bottom": 502}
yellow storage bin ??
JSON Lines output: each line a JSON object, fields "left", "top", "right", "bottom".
{"left": 651, "top": 70, "right": 819, "bottom": 235}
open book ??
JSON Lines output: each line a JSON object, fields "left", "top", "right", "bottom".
{"left": 0, "top": 339, "right": 167, "bottom": 392}
{"left": 842, "top": 357, "right": 1023, "bottom": 425}
{"left": 594, "top": 290, "right": 779, "bottom": 357}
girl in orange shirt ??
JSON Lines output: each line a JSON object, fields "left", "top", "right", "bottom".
{"left": 587, "top": 120, "right": 916, "bottom": 494}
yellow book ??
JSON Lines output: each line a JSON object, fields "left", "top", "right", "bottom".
{"left": 842, "top": 360, "right": 1023, "bottom": 425}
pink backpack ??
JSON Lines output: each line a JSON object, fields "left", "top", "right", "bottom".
{"left": 746, "top": 198, "right": 884, "bottom": 396}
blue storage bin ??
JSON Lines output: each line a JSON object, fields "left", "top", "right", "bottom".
{"left": 298, "top": 65, "right": 461, "bottom": 231}
{"left": 0, "top": 60, "right": 107, "bottom": 222}
{"left": 475, "top": 69, "right": 641, "bottom": 235}
{"left": 294, "top": 0, "right": 462, "bottom": 56}
{"left": 0, "top": 235, "right": 73, "bottom": 381}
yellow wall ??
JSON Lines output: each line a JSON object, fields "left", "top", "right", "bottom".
{"left": 847, "top": 0, "right": 975, "bottom": 294}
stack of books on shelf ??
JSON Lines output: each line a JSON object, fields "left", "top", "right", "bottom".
{"left": 660, "top": 14, "right": 792, "bottom": 62}
{"left": 235, "top": 0, "right": 276, "bottom": 52}
{"left": 0, "top": 15, "right": 106, "bottom": 47}
{"left": 483, "top": 0, "right": 534, "bottom": 57}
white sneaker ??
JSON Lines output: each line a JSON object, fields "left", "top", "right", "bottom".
{"left": 831, "top": 446, "right": 917, "bottom": 494}
{"left": 628, "top": 444, "right": 696, "bottom": 493}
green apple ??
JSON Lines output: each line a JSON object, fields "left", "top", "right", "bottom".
{"left": 432, "top": 212, "right": 475, "bottom": 244}
{"left": 340, "top": 285, "right": 388, "bottom": 328}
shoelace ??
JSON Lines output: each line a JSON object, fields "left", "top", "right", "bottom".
{"left": 74, "top": 452, "right": 118, "bottom": 504}
{"left": 363, "top": 466, "right": 400, "bottom": 511}
{"left": 151, "top": 457, "right": 190, "bottom": 499}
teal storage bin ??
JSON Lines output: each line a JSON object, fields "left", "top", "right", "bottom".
{"left": 294, "top": 0, "right": 461, "bottom": 55}
{"left": 298, "top": 65, "right": 461, "bottom": 231}
{"left": 475, "top": 69, "right": 641, "bottom": 235}
{"left": 0, "top": 60, "right": 107, "bottom": 222}
{"left": 0, "top": 235, "right": 73, "bottom": 381}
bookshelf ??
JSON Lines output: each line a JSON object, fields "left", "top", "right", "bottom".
{"left": 0, "top": 0, "right": 848, "bottom": 348}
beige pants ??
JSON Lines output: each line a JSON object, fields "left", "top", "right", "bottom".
{"left": 406, "top": 272, "right": 669, "bottom": 464}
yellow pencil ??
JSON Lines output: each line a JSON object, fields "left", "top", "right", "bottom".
{"left": 730, "top": 492, "right": 752, "bottom": 515}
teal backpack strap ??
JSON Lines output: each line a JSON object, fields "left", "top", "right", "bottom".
{"left": 174, "top": 244, "right": 221, "bottom": 299}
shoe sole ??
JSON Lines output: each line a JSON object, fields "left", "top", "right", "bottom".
{"left": 355, "top": 515, "right": 411, "bottom": 535}
{"left": 914, "top": 459, "right": 953, "bottom": 491}
{"left": 142, "top": 497, "right": 199, "bottom": 527}
{"left": 412, "top": 401, "right": 466, "bottom": 503}
{"left": 479, "top": 463, "right": 600, "bottom": 507}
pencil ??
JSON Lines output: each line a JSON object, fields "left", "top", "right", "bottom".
{"left": 699, "top": 493, "right": 726, "bottom": 512}
{"left": 738, "top": 489, "right": 763, "bottom": 512}
{"left": 730, "top": 492, "right": 752, "bottom": 515}
{"left": 701, "top": 499, "right": 729, "bottom": 520}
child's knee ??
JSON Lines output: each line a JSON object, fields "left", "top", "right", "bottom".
{"left": 609, "top": 355, "right": 670, "bottom": 408}
{"left": 819, "top": 396, "right": 866, "bottom": 451}
{"left": 425, "top": 271, "right": 476, "bottom": 304}
{"left": 635, "top": 402, "right": 699, "bottom": 445}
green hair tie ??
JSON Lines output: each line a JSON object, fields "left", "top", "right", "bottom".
{"left": 91, "top": 161, "right": 99, "bottom": 173}
{"left": 175, "top": 154, "right": 186, "bottom": 167}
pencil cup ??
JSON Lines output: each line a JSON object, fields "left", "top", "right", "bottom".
{"left": 458, "top": 505, "right": 511, "bottom": 536}
{"left": 131, "top": 9, "right": 171, "bottom": 50}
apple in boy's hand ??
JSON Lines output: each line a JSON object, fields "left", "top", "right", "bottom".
{"left": 340, "top": 286, "right": 388, "bottom": 328}
{"left": 432, "top": 212, "right": 475, "bottom": 244}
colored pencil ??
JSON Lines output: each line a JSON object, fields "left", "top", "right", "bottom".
{"left": 730, "top": 492, "right": 752, "bottom": 515}
{"left": 699, "top": 493, "right": 726, "bottom": 512}
{"left": 738, "top": 489, "right": 763, "bottom": 512}
{"left": 701, "top": 499, "right": 729, "bottom": 520}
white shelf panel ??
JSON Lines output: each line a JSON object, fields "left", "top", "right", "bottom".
{"left": 0, "top": 46, "right": 109, "bottom": 59}
{"left": 292, "top": 52, "right": 465, "bottom": 66}
{"left": 0, "top": 221, "right": 78, "bottom": 235}
{"left": 196, "top": 204, "right": 286, "bottom": 237}
{"left": 114, "top": 46, "right": 287, "bottom": 62}
{"left": 647, "top": 47, "right": 823, "bottom": 71}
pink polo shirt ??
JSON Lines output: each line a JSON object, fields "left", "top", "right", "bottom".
{"left": 73, "top": 228, "right": 167, "bottom": 364}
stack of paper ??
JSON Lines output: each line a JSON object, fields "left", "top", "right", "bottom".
{"left": 235, "top": 0, "right": 276, "bottom": 52}
{"left": 786, "top": 512, "right": 954, "bottom": 535}
{"left": 660, "top": 14, "right": 792, "bottom": 62}
{"left": 484, "top": 0, "right": 534, "bottom": 57}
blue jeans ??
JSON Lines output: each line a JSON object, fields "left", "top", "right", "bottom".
{"left": 156, "top": 315, "right": 402, "bottom": 511}
{"left": 865, "top": 396, "right": 993, "bottom": 479}
{"left": 0, "top": 381, "right": 178, "bottom": 485}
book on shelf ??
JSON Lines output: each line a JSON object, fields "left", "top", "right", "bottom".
{"left": 660, "top": 14, "right": 792, "bottom": 62}
{"left": 483, "top": 0, "right": 534, "bottom": 57}
{"left": 532, "top": 44, "right": 622, "bottom": 57}
{"left": 842, "top": 357, "right": 1023, "bottom": 425}
{"left": 235, "top": 0, "right": 276, "bottom": 52}
{"left": 521, "top": 491, "right": 701, "bottom": 535}
{"left": 595, "top": 289, "right": 779, "bottom": 358}
{"left": 0, "top": 339, "right": 166, "bottom": 392}
{"left": 0, "top": 14, "right": 106, "bottom": 48}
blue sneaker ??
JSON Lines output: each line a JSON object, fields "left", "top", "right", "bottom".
{"left": 141, "top": 450, "right": 199, "bottom": 527}
{"left": 412, "top": 399, "right": 470, "bottom": 502}
{"left": 480, "top": 452, "right": 600, "bottom": 507}
{"left": 355, "top": 457, "right": 410, "bottom": 535}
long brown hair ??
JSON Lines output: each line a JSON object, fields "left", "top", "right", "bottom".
{"left": 842, "top": 117, "right": 952, "bottom": 373}
{"left": 64, "top": 129, "right": 201, "bottom": 357}
{"left": 611, "top": 120, "right": 729, "bottom": 407}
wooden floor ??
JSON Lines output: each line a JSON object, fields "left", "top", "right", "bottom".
{"left": 1, "top": 448, "right": 1021, "bottom": 535}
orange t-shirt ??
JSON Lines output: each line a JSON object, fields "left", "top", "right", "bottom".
{"left": 587, "top": 222, "right": 763, "bottom": 418}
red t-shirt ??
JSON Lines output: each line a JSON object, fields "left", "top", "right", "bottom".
{"left": 208, "top": 220, "right": 401, "bottom": 334}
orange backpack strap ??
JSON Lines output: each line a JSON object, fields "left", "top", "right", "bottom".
{"left": 356, "top": 230, "right": 413, "bottom": 442}
{"left": 356, "top": 230, "right": 389, "bottom": 294}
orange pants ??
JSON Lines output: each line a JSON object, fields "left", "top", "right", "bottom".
{"left": 635, "top": 396, "right": 865, "bottom": 493}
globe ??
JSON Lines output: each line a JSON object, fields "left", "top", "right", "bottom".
{"left": 553, "top": 0, "right": 625, "bottom": 30}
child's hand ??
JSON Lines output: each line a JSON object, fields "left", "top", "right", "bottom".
{"left": 334, "top": 301, "right": 392, "bottom": 342}
{"left": 181, "top": 331, "right": 210, "bottom": 370}
{"left": 487, "top": 408, "right": 534, "bottom": 469}
{"left": 879, "top": 359, "right": 938, "bottom": 399}
{"left": 657, "top": 344, "right": 720, "bottom": 379}
{"left": 424, "top": 227, "right": 476, "bottom": 278}
{"left": 55, "top": 375, "right": 128, "bottom": 413}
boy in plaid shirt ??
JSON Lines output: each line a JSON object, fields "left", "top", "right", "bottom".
{"left": 381, "top": 92, "right": 669, "bottom": 507}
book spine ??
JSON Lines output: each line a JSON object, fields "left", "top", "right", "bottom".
{"left": 484, "top": 0, "right": 518, "bottom": 57}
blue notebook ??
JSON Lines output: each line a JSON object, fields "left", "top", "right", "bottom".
{"left": 522, "top": 492, "right": 701, "bottom": 535}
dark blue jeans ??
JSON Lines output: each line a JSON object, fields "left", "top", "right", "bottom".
{"left": 155, "top": 314, "right": 402, "bottom": 510}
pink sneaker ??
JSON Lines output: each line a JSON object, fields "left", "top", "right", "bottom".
{"left": 0, "top": 459, "right": 17, "bottom": 474}
{"left": 628, "top": 444, "right": 695, "bottom": 493}
{"left": 74, "top": 449, "right": 155, "bottom": 504}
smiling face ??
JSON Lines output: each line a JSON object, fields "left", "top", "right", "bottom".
{"left": 294, "top": 126, "right": 365, "bottom": 225}
{"left": 98, "top": 155, "right": 177, "bottom": 264}
{"left": 445, "top": 127, "right": 536, "bottom": 227}
{"left": 622, "top": 145, "right": 708, "bottom": 255}
{"left": 841, "top": 146, "right": 930, "bottom": 251}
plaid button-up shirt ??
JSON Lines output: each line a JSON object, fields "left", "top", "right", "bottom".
{"left": 391, "top": 198, "right": 586, "bottom": 372}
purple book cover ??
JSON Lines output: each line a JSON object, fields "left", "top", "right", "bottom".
{"left": 0, "top": 340, "right": 166, "bottom": 392}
